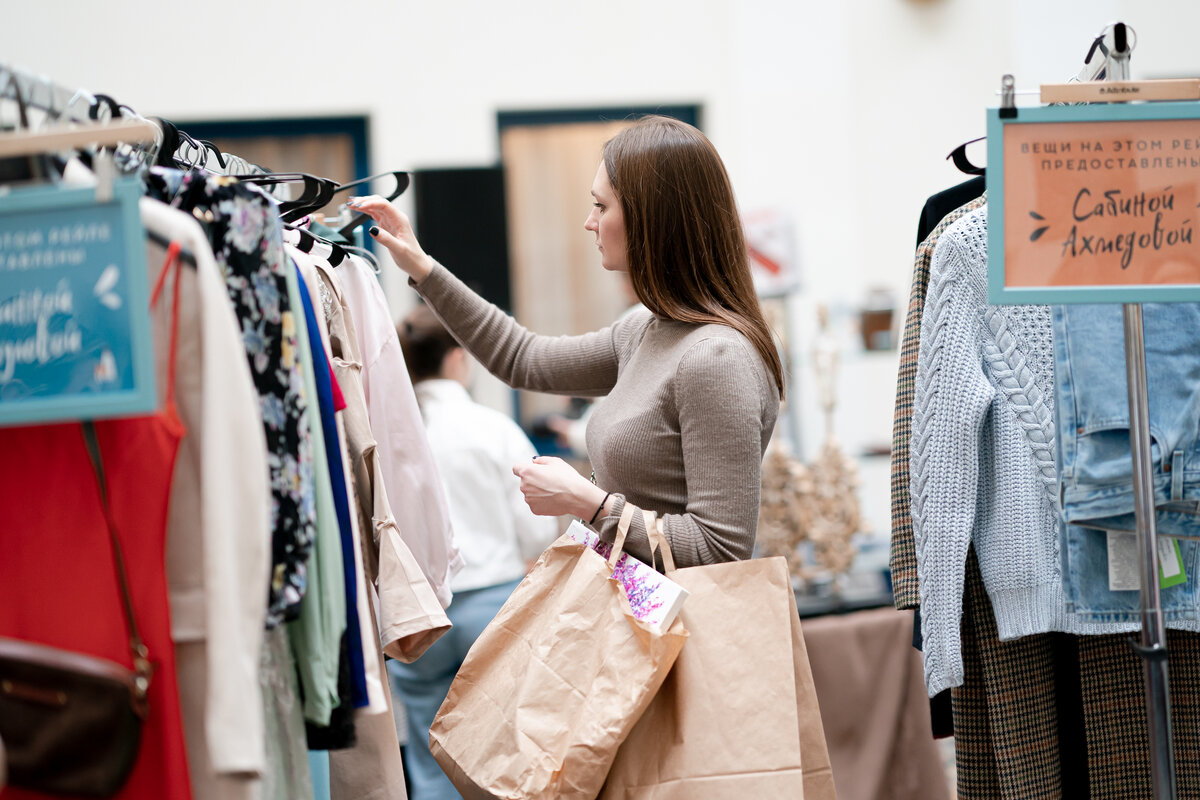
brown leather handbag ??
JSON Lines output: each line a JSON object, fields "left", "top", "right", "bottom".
{"left": 0, "top": 422, "right": 153, "bottom": 797}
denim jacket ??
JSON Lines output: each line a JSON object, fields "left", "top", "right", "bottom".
{"left": 1053, "top": 303, "right": 1200, "bottom": 623}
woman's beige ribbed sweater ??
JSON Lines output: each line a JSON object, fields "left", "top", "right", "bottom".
{"left": 414, "top": 262, "right": 779, "bottom": 567}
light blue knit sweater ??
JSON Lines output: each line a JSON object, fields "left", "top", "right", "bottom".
{"left": 910, "top": 207, "right": 1141, "bottom": 697}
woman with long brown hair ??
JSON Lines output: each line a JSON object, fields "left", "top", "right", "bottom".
{"left": 349, "top": 115, "right": 782, "bottom": 568}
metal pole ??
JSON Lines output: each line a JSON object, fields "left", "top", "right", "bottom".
{"left": 1123, "top": 304, "right": 1177, "bottom": 800}
{"left": 1111, "top": 22, "right": 1177, "bottom": 799}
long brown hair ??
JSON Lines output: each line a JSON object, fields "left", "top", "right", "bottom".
{"left": 603, "top": 115, "right": 785, "bottom": 398}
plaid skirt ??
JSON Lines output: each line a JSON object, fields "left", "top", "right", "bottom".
{"left": 952, "top": 550, "right": 1200, "bottom": 800}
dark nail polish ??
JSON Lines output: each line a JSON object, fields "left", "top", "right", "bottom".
{"left": 369, "top": 226, "right": 380, "bottom": 237}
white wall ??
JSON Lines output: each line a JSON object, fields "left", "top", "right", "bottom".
{"left": 8, "top": 0, "right": 1200, "bottom": 542}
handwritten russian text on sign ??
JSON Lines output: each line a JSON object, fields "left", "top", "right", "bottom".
{"left": 987, "top": 103, "right": 1200, "bottom": 304}
{"left": 0, "top": 180, "right": 155, "bottom": 426}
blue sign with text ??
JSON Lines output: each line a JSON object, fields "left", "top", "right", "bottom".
{"left": 0, "top": 179, "right": 155, "bottom": 426}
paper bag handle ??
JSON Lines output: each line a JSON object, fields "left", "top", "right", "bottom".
{"left": 644, "top": 511, "right": 678, "bottom": 574}
{"left": 608, "top": 503, "right": 636, "bottom": 571}
{"left": 608, "top": 504, "right": 679, "bottom": 574}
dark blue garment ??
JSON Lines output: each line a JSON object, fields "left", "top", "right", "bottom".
{"left": 296, "top": 264, "right": 369, "bottom": 709}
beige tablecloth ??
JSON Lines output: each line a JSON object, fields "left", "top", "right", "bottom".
{"left": 802, "top": 607, "right": 949, "bottom": 800}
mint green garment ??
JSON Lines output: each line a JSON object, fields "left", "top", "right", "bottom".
{"left": 284, "top": 258, "right": 347, "bottom": 726}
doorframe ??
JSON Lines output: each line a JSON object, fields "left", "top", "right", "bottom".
{"left": 497, "top": 105, "right": 701, "bottom": 141}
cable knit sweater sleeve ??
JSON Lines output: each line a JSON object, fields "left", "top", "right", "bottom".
{"left": 910, "top": 224, "right": 996, "bottom": 696}
{"left": 413, "top": 261, "right": 648, "bottom": 397}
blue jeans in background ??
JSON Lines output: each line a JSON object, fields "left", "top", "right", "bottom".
{"left": 386, "top": 578, "right": 522, "bottom": 800}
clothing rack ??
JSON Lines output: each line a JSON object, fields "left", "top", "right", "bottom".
{"left": 0, "top": 63, "right": 414, "bottom": 249}
{"left": 998, "top": 23, "right": 1178, "bottom": 798}
{"left": 1, "top": 63, "right": 280, "bottom": 185}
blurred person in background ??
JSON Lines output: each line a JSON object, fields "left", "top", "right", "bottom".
{"left": 389, "top": 304, "right": 558, "bottom": 800}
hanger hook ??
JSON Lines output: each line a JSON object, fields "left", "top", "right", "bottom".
{"left": 947, "top": 137, "right": 986, "bottom": 176}
{"left": 64, "top": 87, "right": 96, "bottom": 122}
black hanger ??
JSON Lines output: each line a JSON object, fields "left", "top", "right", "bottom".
{"left": 284, "top": 223, "right": 348, "bottom": 266}
{"left": 282, "top": 175, "right": 339, "bottom": 221}
{"left": 197, "top": 140, "right": 227, "bottom": 170}
{"left": 152, "top": 118, "right": 182, "bottom": 167}
{"left": 1084, "top": 34, "right": 1109, "bottom": 80}
{"left": 146, "top": 228, "right": 197, "bottom": 269}
{"left": 331, "top": 171, "right": 410, "bottom": 237}
{"left": 103, "top": 97, "right": 139, "bottom": 121}
{"left": 284, "top": 175, "right": 338, "bottom": 221}
{"left": 947, "top": 136, "right": 986, "bottom": 176}
{"left": 149, "top": 116, "right": 209, "bottom": 170}
{"left": 231, "top": 173, "right": 339, "bottom": 221}
{"left": 87, "top": 93, "right": 123, "bottom": 122}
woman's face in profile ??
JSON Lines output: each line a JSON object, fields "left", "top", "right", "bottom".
{"left": 584, "top": 163, "right": 627, "bottom": 272}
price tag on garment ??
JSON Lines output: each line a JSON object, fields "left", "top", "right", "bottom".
{"left": 0, "top": 179, "right": 155, "bottom": 426}
{"left": 1158, "top": 537, "right": 1188, "bottom": 589}
{"left": 1107, "top": 531, "right": 1140, "bottom": 591}
{"left": 987, "top": 101, "right": 1200, "bottom": 305}
{"left": 1106, "top": 530, "right": 1188, "bottom": 591}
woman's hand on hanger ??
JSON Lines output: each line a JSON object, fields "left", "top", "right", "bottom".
{"left": 346, "top": 195, "right": 435, "bottom": 282}
{"left": 512, "top": 456, "right": 609, "bottom": 521}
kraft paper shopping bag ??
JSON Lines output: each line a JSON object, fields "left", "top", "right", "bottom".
{"left": 429, "top": 505, "right": 688, "bottom": 800}
{"left": 600, "top": 521, "right": 836, "bottom": 799}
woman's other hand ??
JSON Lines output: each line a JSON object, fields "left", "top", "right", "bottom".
{"left": 346, "top": 195, "right": 435, "bottom": 282}
{"left": 512, "top": 456, "right": 607, "bottom": 519}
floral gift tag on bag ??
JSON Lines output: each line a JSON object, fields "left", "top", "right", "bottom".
{"left": 566, "top": 519, "right": 689, "bottom": 631}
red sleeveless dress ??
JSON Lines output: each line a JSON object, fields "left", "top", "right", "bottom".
{"left": 0, "top": 244, "right": 193, "bottom": 800}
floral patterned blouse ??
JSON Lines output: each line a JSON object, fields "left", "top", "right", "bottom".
{"left": 148, "top": 168, "right": 316, "bottom": 628}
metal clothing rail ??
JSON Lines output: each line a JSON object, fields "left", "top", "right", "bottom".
{"left": 0, "top": 62, "right": 261, "bottom": 178}
{"left": 0, "top": 63, "right": 100, "bottom": 124}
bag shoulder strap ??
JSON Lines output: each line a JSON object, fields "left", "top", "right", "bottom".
{"left": 80, "top": 421, "right": 153, "bottom": 712}
{"left": 148, "top": 240, "right": 184, "bottom": 409}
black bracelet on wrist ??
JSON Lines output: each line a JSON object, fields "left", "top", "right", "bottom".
{"left": 587, "top": 492, "right": 611, "bottom": 526}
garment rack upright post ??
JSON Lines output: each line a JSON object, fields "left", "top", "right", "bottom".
{"left": 1107, "top": 23, "right": 1175, "bottom": 799}
{"left": 997, "top": 21, "right": 1177, "bottom": 797}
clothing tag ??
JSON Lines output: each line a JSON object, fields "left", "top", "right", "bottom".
{"left": 1107, "top": 531, "right": 1140, "bottom": 592}
{"left": 1159, "top": 537, "right": 1188, "bottom": 589}
{"left": 1106, "top": 532, "right": 1187, "bottom": 591}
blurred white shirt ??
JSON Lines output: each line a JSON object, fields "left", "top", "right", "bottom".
{"left": 414, "top": 379, "right": 559, "bottom": 592}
